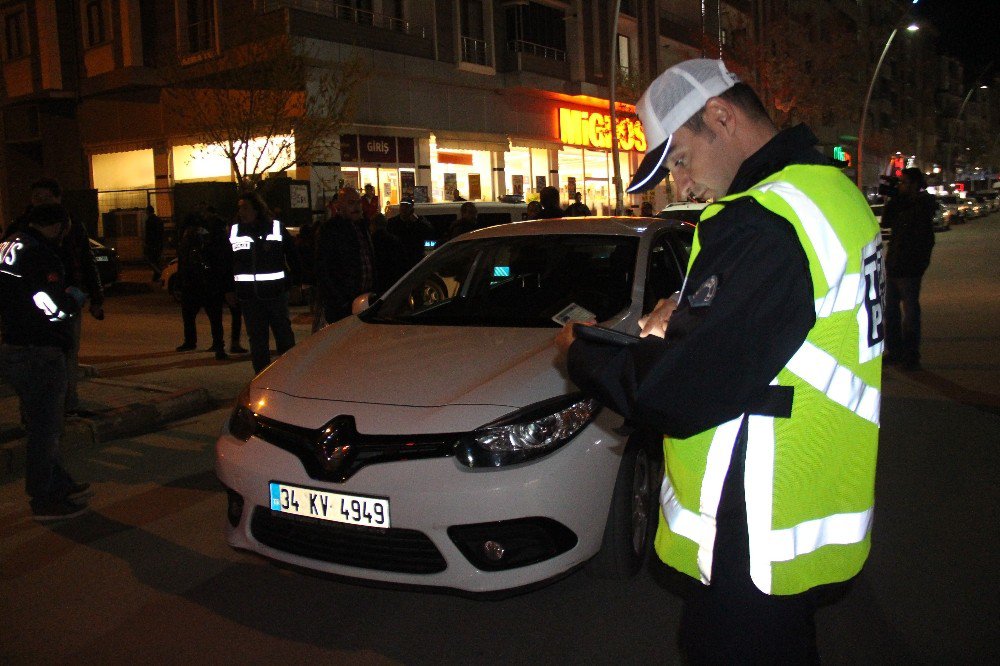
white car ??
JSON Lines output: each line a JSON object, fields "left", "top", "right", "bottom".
{"left": 216, "top": 216, "right": 694, "bottom": 594}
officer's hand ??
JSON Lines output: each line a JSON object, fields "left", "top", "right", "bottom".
{"left": 639, "top": 294, "right": 679, "bottom": 338}
{"left": 555, "top": 321, "right": 592, "bottom": 355}
{"left": 89, "top": 303, "right": 105, "bottom": 321}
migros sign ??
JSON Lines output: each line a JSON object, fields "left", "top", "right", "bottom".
{"left": 559, "top": 108, "right": 647, "bottom": 153}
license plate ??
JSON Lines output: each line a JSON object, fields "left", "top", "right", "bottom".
{"left": 269, "top": 482, "right": 390, "bottom": 528}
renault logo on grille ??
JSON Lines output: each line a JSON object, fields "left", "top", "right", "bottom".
{"left": 314, "top": 415, "right": 356, "bottom": 473}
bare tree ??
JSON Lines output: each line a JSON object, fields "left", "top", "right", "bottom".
{"left": 164, "top": 33, "right": 365, "bottom": 192}
{"left": 720, "top": 13, "right": 866, "bottom": 130}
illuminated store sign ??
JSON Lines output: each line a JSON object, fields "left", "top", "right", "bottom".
{"left": 559, "top": 108, "right": 647, "bottom": 152}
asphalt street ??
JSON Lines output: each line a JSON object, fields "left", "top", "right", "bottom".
{"left": 1, "top": 213, "right": 998, "bottom": 663}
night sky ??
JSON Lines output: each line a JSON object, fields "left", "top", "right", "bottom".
{"left": 917, "top": 0, "right": 1000, "bottom": 85}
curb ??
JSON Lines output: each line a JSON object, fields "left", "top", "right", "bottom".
{"left": 0, "top": 386, "right": 214, "bottom": 478}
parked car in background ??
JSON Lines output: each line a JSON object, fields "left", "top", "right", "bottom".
{"left": 89, "top": 238, "right": 120, "bottom": 286}
{"left": 937, "top": 195, "right": 964, "bottom": 225}
{"left": 655, "top": 201, "right": 708, "bottom": 226}
{"left": 216, "top": 216, "right": 695, "bottom": 594}
{"left": 383, "top": 201, "right": 528, "bottom": 251}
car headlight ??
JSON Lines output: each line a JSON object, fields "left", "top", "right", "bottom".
{"left": 228, "top": 385, "right": 258, "bottom": 442}
{"left": 457, "top": 394, "right": 600, "bottom": 468}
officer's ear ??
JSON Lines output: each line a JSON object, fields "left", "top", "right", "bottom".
{"left": 703, "top": 97, "right": 737, "bottom": 139}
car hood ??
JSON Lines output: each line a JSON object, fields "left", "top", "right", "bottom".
{"left": 255, "top": 317, "right": 575, "bottom": 410}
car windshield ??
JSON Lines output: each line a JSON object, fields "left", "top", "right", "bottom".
{"left": 365, "top": 234, "right": 638, "bottom": 327}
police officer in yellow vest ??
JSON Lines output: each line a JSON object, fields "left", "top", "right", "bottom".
{"left": 556, "top": 60, "right": 883, "bottom": 662}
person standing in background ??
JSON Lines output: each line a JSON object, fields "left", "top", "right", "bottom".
{"left": 882, "top": 167, "right": 936, "bottom": 371}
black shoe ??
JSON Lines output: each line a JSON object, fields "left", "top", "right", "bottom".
{"left": 67, "top": 481, "right": 94, "bottom": 500}
{"left": 230, "top": 344, "right": 248, "bottom": 354}
{"left": 176, "top": 343, "right": 196, "bottom": 352}
{"left": 207, "top": 343, "right": 226, "bottom": 352}
{"left": 32, "top": 498, "right": 89, "bottom": 522}
{"left": 215, "top": 350, "right": 229, "bottom": 360}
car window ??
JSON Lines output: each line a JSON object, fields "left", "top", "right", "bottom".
{"left": 366, "top": 235, "right": 638, "bottom": 327}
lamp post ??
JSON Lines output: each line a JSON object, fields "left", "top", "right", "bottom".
{"left": 947, "top": 61, "right": 993, "bottom": 183}
{"left": 857, "top": 19, "right": 919, "bottom": 190}
{"left": 609, "top": 0, "right": 624, "bottom": 215}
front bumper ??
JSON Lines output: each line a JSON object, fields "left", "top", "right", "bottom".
{"left": 215, "top": 409, "right": 625, "bottom": 593}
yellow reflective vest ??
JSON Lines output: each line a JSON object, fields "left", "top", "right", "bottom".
{"left": 654, "top": 164, "right": 884, "bottom": 595}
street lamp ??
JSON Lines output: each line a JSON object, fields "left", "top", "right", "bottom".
{"left": 857, "top": 18, "right": 919, "bottom": 189}
{"left": 609, "top": 0, "right": 624, "bottom": 215}
{"left": 947, "top": 62, "right": 993, "bottom": 182}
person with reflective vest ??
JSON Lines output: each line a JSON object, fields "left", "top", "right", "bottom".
{"left": 556, "top": 60, "right": 883, "bottom": 662}
{"left": 225, "top": 192, "right": 301, "bottom": 374}
{"left": 0, "top": 204, "right": 93, "bottom": 520}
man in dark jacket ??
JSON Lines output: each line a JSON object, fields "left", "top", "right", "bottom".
{"left": 387, "top": 200, "right": 433, "bottom": 272}
{"left": 174, "top": 223, "right": 227, "bottom": 359}
{"left": 315, "top": 186, "right": 376, "bottom": 324}
{"left": 882, "top": 167, "right": 936, "bottom": 370}
{"left": 538, "top": 186, "right": 564, "bottom": 219}
{"left": 0, "top": 204, "right": 91, "bottom": 520}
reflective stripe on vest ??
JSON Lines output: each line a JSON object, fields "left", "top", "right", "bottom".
{"left": 265, "top": 220, "right": 282, "bottom": 241}
{"left": 786, "top": 340, "right": 881, "bottom": 425}
{"left": 660, "top": 415, "right": 743, "bottom": 583}
{"left": 230, "top": 224, "right": 254, "bottom": 251}
{"left": 745, "top": 413, "right": 873, "bottom": 592}
{"left": 33, "top": 291, "right": 70, "bottom": 322}
{"left": 234, "top": 271, "right": 285, "bottom": 282}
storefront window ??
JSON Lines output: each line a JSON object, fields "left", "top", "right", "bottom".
{"left": 556, "top": 146, "right": 637, "bottom": 215}
{"left": 91, "top": 148, "right": 155, "bottom": 190}
{"left": 429, "top": 139, "right": 493, "bottom": 202}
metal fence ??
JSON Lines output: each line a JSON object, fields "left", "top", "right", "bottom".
{"left": 257, "top": 0, "right": 426, "bottom": 38}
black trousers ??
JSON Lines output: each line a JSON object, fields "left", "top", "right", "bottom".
{"left": 885, "top": 274, "right": 924, "bottom": 364}
{"left": 181, "top": 289, "right": 224, "bottom": 349}
{"left": 678, "top": 419, "right": 821, "bottom": 665}
{"left": 240, "top": 292, "right": 295, "bottom": 373}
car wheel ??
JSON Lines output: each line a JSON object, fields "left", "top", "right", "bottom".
{"left": 167, "top": 275, "right": 182, "bottom": 303}
{"left": 588, "top": 430, "right": 661, "bottom": 579}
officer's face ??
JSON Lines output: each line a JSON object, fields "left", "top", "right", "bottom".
{"left": 30, "top": 188, "right": 59, "bottom": 206}
{"left": 237, "top": 199, "right": 257, "bottom": 224}
{"left": 666, "top": 122, "right": 740, "bottom": 202}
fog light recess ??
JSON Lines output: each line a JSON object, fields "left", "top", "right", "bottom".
{"left": 448, "top": 518, "right": 577, "bottom": 571}
{"left": 226, "top": 489, "right": 245, "bottom": 528}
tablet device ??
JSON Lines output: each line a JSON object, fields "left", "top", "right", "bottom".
{"left": 573, "top": 324, "right": 642, "bottom": 346}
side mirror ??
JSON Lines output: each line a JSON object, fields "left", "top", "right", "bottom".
{"left": 351, "top": 292, "right": 376, "bottom": 315}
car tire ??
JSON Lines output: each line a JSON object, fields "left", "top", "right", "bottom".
{"left": 588, "top": 429, "right": 661, "bottom": 580}
{"left": 167, "top": 275, "right": 182, "bottom": 303}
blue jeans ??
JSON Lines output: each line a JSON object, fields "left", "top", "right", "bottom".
{"left": 0, "top": 344, "right": 74, "bottom": 506}
{"left": 240, "top": 292, "right": 295, "bottom": 374}
{"left": 885, "top": 275, "right": 923, "bottom": 363}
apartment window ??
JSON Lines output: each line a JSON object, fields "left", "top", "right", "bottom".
{"left": 460, "top": 0, "right": 491, "bottom": 65}
{"left": 180, "top": 0, "right": 216, "bottom": 55}
{"left": 505, "top": 2, "right": 566, "bottom": 59}
{"left": 617, "top": 34, "right": 631, "bottom": 77}
{"left": 3, "top": 7, "right": 28, "bottom": 61}
{"left": 83, "top": 0, "right": 111, "bottom": 47}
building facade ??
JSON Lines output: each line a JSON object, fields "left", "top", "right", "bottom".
{"left": 2, "top": 0, "right": 990, "bottom": 235}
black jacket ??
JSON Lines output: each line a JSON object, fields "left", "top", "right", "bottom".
{"left": 315, "top": 215, "right": 376, "bottom": 310}
{"left": 0, "top": 227, "right": 79, "bottom": 350}
{"left": 386, "top": 214, "right": 433, "bottom": 272}
{"left": 228, "top": 218, "right": 300, "bottom": 300}
{"left": 884, "top": 191, "right": 935, "bottom": 278}
{"left": 6, "top": 213, "right": 103, "bottom": 308}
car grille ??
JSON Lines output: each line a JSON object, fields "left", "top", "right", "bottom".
{"left": 250, "top": 507, "right": 448, "bottom": 574}
{"left": 253, "top": 414, "right": 459, "bottom": 483}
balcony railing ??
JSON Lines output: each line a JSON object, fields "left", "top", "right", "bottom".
{"left": 507, "top": 39, "right": 566, "bottom": 62}
{"left": 257, "top": 0, "right": 426, "bottom": 38}
{"left": 461, "top": 36, "right": 492, "bottom": 66}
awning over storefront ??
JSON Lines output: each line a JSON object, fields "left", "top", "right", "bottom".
{"left": 434, "top": 131, "right": 510, "bottom": 153}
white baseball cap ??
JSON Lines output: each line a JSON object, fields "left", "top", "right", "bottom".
{"left": 626, "top": 59, "right": 740, "bottom": 193}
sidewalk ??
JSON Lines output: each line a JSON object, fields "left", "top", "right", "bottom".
{"left": 0, "top": 264, "right": 318, "bottom": 478}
